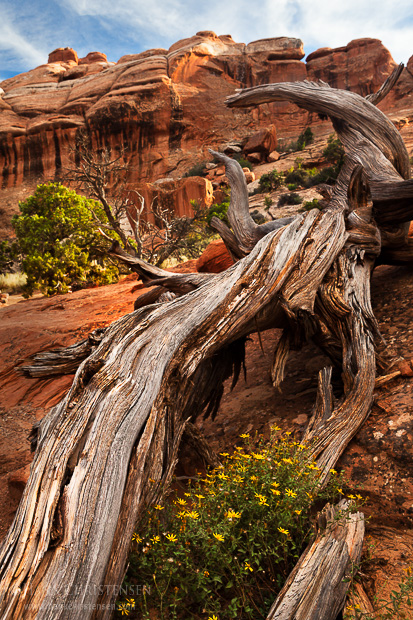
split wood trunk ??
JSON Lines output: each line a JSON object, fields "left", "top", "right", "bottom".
{"left": 1, "top": 68, "right": 412, "bottom": 619}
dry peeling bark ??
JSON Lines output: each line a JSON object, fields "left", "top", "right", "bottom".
{"left": 0, "top": 68, "right": 412, "bottom": 619}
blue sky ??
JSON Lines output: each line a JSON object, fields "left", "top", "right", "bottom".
{"left": 1, "top": 0, "right": 413, "bottom": 81}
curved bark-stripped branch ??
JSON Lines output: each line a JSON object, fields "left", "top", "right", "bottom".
{"left": 209, "top": 150, "right": 296, "bottom": 256}
{"left": 226, "top": 80, "right": 410, "bottom": 179}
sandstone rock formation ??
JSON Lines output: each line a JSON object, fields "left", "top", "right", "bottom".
{"left": 196, "top": 239, "right": 234, "bottom": 273}
{"left": 0, "top": 32, "right": 404, "bottom": 198}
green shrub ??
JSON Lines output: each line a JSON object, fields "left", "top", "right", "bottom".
{"left": 281, "top": 127, "right": 314, "bottom": 153}
{"left": 13, "top": 183, "right": 121, "bottom": 297}
{"left": 251, "top": 210, "right": 266, "bottom": 224}
{"left": 185, "top": 162, "right": 207, "bottom": 177}
{"left": 233, "top": 154, "right": 253, "bottom": 171}
{"left": 301, "top": 199, "right": 321, "bottom": 211}
{"left": 305, "top": 166, "right": 341, "bottom": 187}
{"left": 323, "top": 134, "right": 345, "bottom": 167}
{"left": 284, "top": 167, "right": 308, "bottom": 187}
{"left": 287, "top": 183, "right": 297, "bottom": 191}
{"left": 296, "top": 127, "right": 314, "bottom": 150}
{"left": 264, "top": 195, "right": 273, "bottom": 209}
{"left": 258, "top": 170, "right": 284, "bottom": 193}
{"left": 118, "top": 428, "right": 353, "bottom": 619}
{"left": 205, "top": 197, "right": 230, "bottom": 228}
{"left": 277, "top": 192, "right": 302, "bottom": 207}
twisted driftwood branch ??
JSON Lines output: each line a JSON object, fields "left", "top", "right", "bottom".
{"left": 2, "top": 69, "right": 411, "bottom": 620}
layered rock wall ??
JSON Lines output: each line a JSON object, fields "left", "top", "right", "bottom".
{"left": 1, "top": 33, "right": 412, "bottom": 223}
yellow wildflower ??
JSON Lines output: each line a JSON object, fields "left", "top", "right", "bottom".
{"left": 278, "top": 527, "right": 289, "bottom": 535}
{"left": 282, "top": 458, "right": 293, "bottom": 464}
{"left": 132, "top": 532, "right": 142, "bottom": 543}
{"left": 118, "top": 602, "right": 130, "bottom": 615}
{"left": 213, "top": 533, "right": 224, "bottom": 542}
{"left": 154, "top": 505, "right": 164, "bottom": 510}
{"left": 252, "top": 452, "right": 265, "bottom": 460}
{"left": 186, "top": 511, "right": 199, "bottom": 519}
{"left": 176, "top": 498, "right": 187, "bottom": 505}
{"left": 184, "top": 492, "right": 191, "bottom": 497}
{"left": 271, "top": 489, "right": 281, "bottom": 496}
{"left": 295, "top": 510, "right": 302, "bottom": 515}
{"left": 337, "top": 488, "right": 344, "bottom": 495}
{"left": 240, "top": 433, "right": 250, "bottom": 438}
{"left": 208, "top": 615, "right": 219, "bottom": 620}
{"left": 204, "top": 570, "right": 210, "bottom": 577}
{"left": 329, "top": 468, "right": 338, "bottom": 475}
{"left": 271, "top": 481, "right": 280, "bottom": 487}
{"left": 356, "top": 493, "right": 363, "bottom": 500}
{"left": 347, "top": 494, "right": 356, "bottom": 500}
{"left": 195, "top": 494, "right": 205, "bottom": 499}
{"left": 218, "top": 473, "right": 229, "bottom": 480}
{"left": 244, "top": 561, "right": 253, "bottom": 572}
{"left": 165, "top": 533, "right": 178, "bottom": 542}
{"left": 220, "top": 453, "right": 230, "bottom": 457}
{"left": 250, "top": 475, "right": 258, "bottom": 482}
{"left": 150, "top": 535, "right": 160, "bottom": 544}
{"left": 285, "top": 489, "right": 297, "bottom": 498}
{"left": 225, "top": 509, "right": 241, "bottom": 519}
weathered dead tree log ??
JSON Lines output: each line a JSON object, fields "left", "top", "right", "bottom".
{"left": 266, "top": 501, "right": 364, "bottom": 620}
{"left": 1, "top": 69, "right": 412, "bottom": 620}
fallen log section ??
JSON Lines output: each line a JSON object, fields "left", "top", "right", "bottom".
{"left": 1, "top": 67, "right": 412, "bottom": 619}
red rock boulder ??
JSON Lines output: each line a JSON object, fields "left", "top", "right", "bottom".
{"left": 306, "top": 38, "right": 397, "bottom": 97}
{"left": 244, "top": 125, "right": 277, "bottom": 156}
{"left": 196, "top": 239, "right": 234, "bottom": 273}
{"left": 48, "top": 47, "right": 79, "bottom": 64}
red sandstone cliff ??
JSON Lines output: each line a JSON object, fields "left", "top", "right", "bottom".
{"left": 2, "top": 34, "right": 410, "bottom": 194}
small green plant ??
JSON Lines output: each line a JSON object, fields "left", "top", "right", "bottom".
{"left": 185, "top": 161, "right": 207, "bottom": 177}
{"left": 284, "top": 167, "right": 308, "bottom": 187}
{"left": 301, "top": 199, "right": 321, "bottom": 211}
{"left": 233, "top": 154, "right": 253, "bottom": 171}
{"left": 258, "top": 170, "right": 284, "bottom": 193}
{"left": 287, "top": 183, "right": 297, "bottom": 191}
{"left": 296, "top": 127, "right": 314, "bottom": 150}
{"left": 280, "top": 127, "right": 314, "bottom": 153}
{"left": 264, "top": 195, "right": 273, "bottom": 209}
{"left": 323, "top": 134, "right": 345, "bottom": 167}
{"left": 118, "top": 428, "right": 354, "bottom": 619}
{"left": 251, "top": 209, "right": 266, "bottom": 224}
{"left": 204, "top": 196, "right": 230, "bottom": 228}
{"left": 277, "top": 192, "right": 302, "bottom": 207}
{"left": 344, "top": 566, "right": 413, "bottom": 619}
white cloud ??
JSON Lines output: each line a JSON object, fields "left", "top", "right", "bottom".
{"left": 2, "top": 0, "right": 413, "bottom": 74}
{"left": 59, "top": 0, "right": 413, "bottom": 62}
{"left": 0, "top": 12, "right": 47, "bottom": 71}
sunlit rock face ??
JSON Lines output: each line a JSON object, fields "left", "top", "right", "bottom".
{"left": 0, "top": 32, "right": 405, "bottom": 203}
